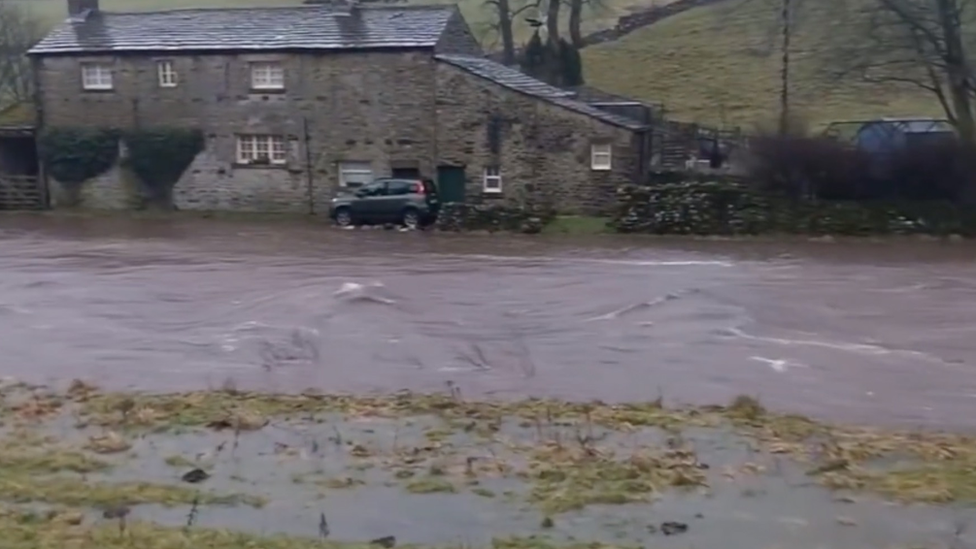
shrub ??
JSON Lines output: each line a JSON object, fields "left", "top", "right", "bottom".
{"left": 747, "top": 132, "right": 975, "bottom": 202}
{"left": 38, "top": 127, "right": 120, "bottom": 186}
{"left": 123, "top": 128, "right": 204, "bottom": 207}
{"left": 747, "top": 134, "right": 873, "bottom": 200}
{"left": 882, "top": 139, "right": 974, "bottom": 202}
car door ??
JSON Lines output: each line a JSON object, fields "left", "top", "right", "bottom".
{"left": 383, "top": 179, "right": 413, "bottom": 220}
{"left": 351, "top": 180, "right": 388, "bottom": 223}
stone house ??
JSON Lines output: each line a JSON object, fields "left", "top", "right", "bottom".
{"left": 27, "top": 0, "right": 650, "bottom": 214}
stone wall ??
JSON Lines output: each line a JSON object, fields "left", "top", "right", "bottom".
{"left": 435, "top": 202, "right": 549, "bottom": 233}
{"left": 612, "top": 181, "right": 976, "bottom": 236}
{"left": 580, "top": 0, "right": 732, "bottom": 47}
{"left": 435, "top": 64, "right": 639, "bottom": 214}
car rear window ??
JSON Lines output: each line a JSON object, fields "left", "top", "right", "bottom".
{"left": 387, "top": 180, "right": 413, "bottom": 195}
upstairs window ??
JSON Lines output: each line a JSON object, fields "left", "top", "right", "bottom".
{"left": 250, "top": 62, "right": 285, "bottom": 91}
{"left": 157, "top": 60, "right": 178, "bottom": 88}
{"left": 236, "top": 134, "right": 286, "bottom": 165}
{"left": 483, "top": 166, "right": 502, "bottom": 193}
{"left": 590, "top": 143, "right": 612, "bottom": 171}
{"left": 81, "top": 63, "right": 113, "bottom": 91}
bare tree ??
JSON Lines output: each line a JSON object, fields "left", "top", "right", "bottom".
{"left": 567, "top": 0, "right": 610, "bottom": 48}
{"left": 0, "top": 0, "right": 41, "bottom": 109}
{"left": 836, "top": 0, "right": 975, "bottom": 145}
{"left": 568, "top": 0, "right": 585, "bottom": 46}
{"left": 545, "top": 0, "right": 561, "bottom": 45}
{"left": 481, "top": 0, "right": 540, "bottom": 65}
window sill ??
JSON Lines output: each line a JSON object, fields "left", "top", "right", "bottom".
{"left": 481, "top": 190, "right": 504, "bottom": 199}
{"left": 82, "top": 88, "right": 115, "bottom": 93}
{"left": 249, "top": 88, "right": 286, "bottom": 95}
{"left": 590, "top": 166, "right": 612, "bottom": 172}
{"left": 233, "top": 162, "right": 289, "bottom": 170}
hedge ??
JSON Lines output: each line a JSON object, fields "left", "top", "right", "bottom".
{"left": 611, "top": 181, "right": 976, "bottom": 236}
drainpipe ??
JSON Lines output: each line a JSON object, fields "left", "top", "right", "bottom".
{"left": 634, "top": 126, "right": 649, "bottom": 185}
{"left": 28, "top": 55, "right": 49, "bottom": 208}
{"left": 302, "top": 116, "right": 315, "bottom": 215}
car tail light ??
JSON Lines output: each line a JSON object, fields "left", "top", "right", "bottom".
{"left": 412, "top": 181, "right": 425, "bottom": 194}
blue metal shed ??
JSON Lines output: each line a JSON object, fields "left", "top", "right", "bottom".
{"left": 854, "top": 117, "right": 955, "bottom": 154}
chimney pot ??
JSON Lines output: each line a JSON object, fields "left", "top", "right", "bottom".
{"left": 333, "top": 0, "right": 359, "bottom": 16}
{"left": 67, "top": 0, "right": 99, "bottom": 17}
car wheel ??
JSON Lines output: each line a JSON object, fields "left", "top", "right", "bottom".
{"left": 335, "top": 207, "right": 353, "bottom": 227}
{"left": 401, "top": 208, "right": 420, "bottom": 230}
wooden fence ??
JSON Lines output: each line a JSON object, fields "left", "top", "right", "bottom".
{"left": 0, "top": 175, "right": 45, "bottom": 210}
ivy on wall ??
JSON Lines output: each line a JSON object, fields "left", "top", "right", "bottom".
{"left": 123, "top": 128, "right": 204, "bottom": 197}
{"left": 38, "top": 127, "right": 120, "bottom": 186}
{"left": 37, "top": 126, "right": 204, "bottom": 208}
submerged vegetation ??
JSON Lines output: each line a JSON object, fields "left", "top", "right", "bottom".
{"left": 0, "top": 379, "right": 974, "bottom": 545}
{"left": 0, "top": 507, "right": 636, "bottom": 549}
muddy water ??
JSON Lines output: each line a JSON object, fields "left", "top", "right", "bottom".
{"left": 1, "top": 215, "right": 975, "bottom": 428}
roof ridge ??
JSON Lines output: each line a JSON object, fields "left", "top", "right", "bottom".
{"left": 434, "top": 54, "right": 647, "bottom": 130}
{"left": 95, "top": 2, "right": 456, "bottom": 16}
{"left": 31, "top": 3, "right": 458, "bottom": 55}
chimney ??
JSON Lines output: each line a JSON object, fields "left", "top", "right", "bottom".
{"left": 67, "top": 0, "right": 99, "bottom": 18}
{"left": 332, "top": 0, "right": 358, "bottom": 17}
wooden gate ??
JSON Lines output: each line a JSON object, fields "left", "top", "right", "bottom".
{"left": 0, "top": 175, "right": 45, "bottom": 210}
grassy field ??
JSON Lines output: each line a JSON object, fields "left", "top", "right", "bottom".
{"left": 581, "top": 0, "right": 946, "bottom": 129}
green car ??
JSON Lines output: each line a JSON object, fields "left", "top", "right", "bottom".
{"left": 329, "top": 178, "right": 440, "bottom": 229}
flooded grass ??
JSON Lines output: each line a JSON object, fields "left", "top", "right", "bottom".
{"left": 0, "top": 381, "right": 975, "bottom": 547}
{"left": 541, "top": 216, "right": 612, "bottom": 236}
{"left": 0, "top": 505, "right": 637, "bottom": 549}
{"left": 0, "top": 431, "right": 110, "bottom": 474}
{"left": 68, "top": 387, "right": 976, "bottom": 506}
{"left": 403, "top": 477, "right": 457, "bottom": 494}
{"left": 0, "top": 476, "right": 260, "bottom": 508}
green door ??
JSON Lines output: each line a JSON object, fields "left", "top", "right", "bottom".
{"left": 437, "top": 166, "right": 466, "bottom": 204}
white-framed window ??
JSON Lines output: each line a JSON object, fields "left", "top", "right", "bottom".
{"left": 482, "top": 166, "right": 502, "bottom": 193}
{"left": 236, "top": 134, "right": 287, "bottom": 165}
{"left": 338, "top": 161, "right": 373, "bottom": 188}
{"left": 157, "top": 60, "right": 178, "bottom": 88}
{"left": 250, "top": 62, "right": 285, "bottom": 91}
{"left": 591, "top": 143, "right": 612, "bottom": 171}
{"left": 81, "top": 63, "right": 113, "bottom": 90}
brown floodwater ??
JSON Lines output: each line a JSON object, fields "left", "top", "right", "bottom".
{"left": 1, "top": 214, "right": 975, "bottom": 429}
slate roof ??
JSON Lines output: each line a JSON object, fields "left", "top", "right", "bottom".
{"left": 28, "top": 4, "right": 458, "bottom": 55}
{"left": 434, "top": 55, "right": 647, "bottom": 131}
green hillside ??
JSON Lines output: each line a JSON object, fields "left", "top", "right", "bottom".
{"left": 582, "top": 0, "right": 946, "bottom": 128}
